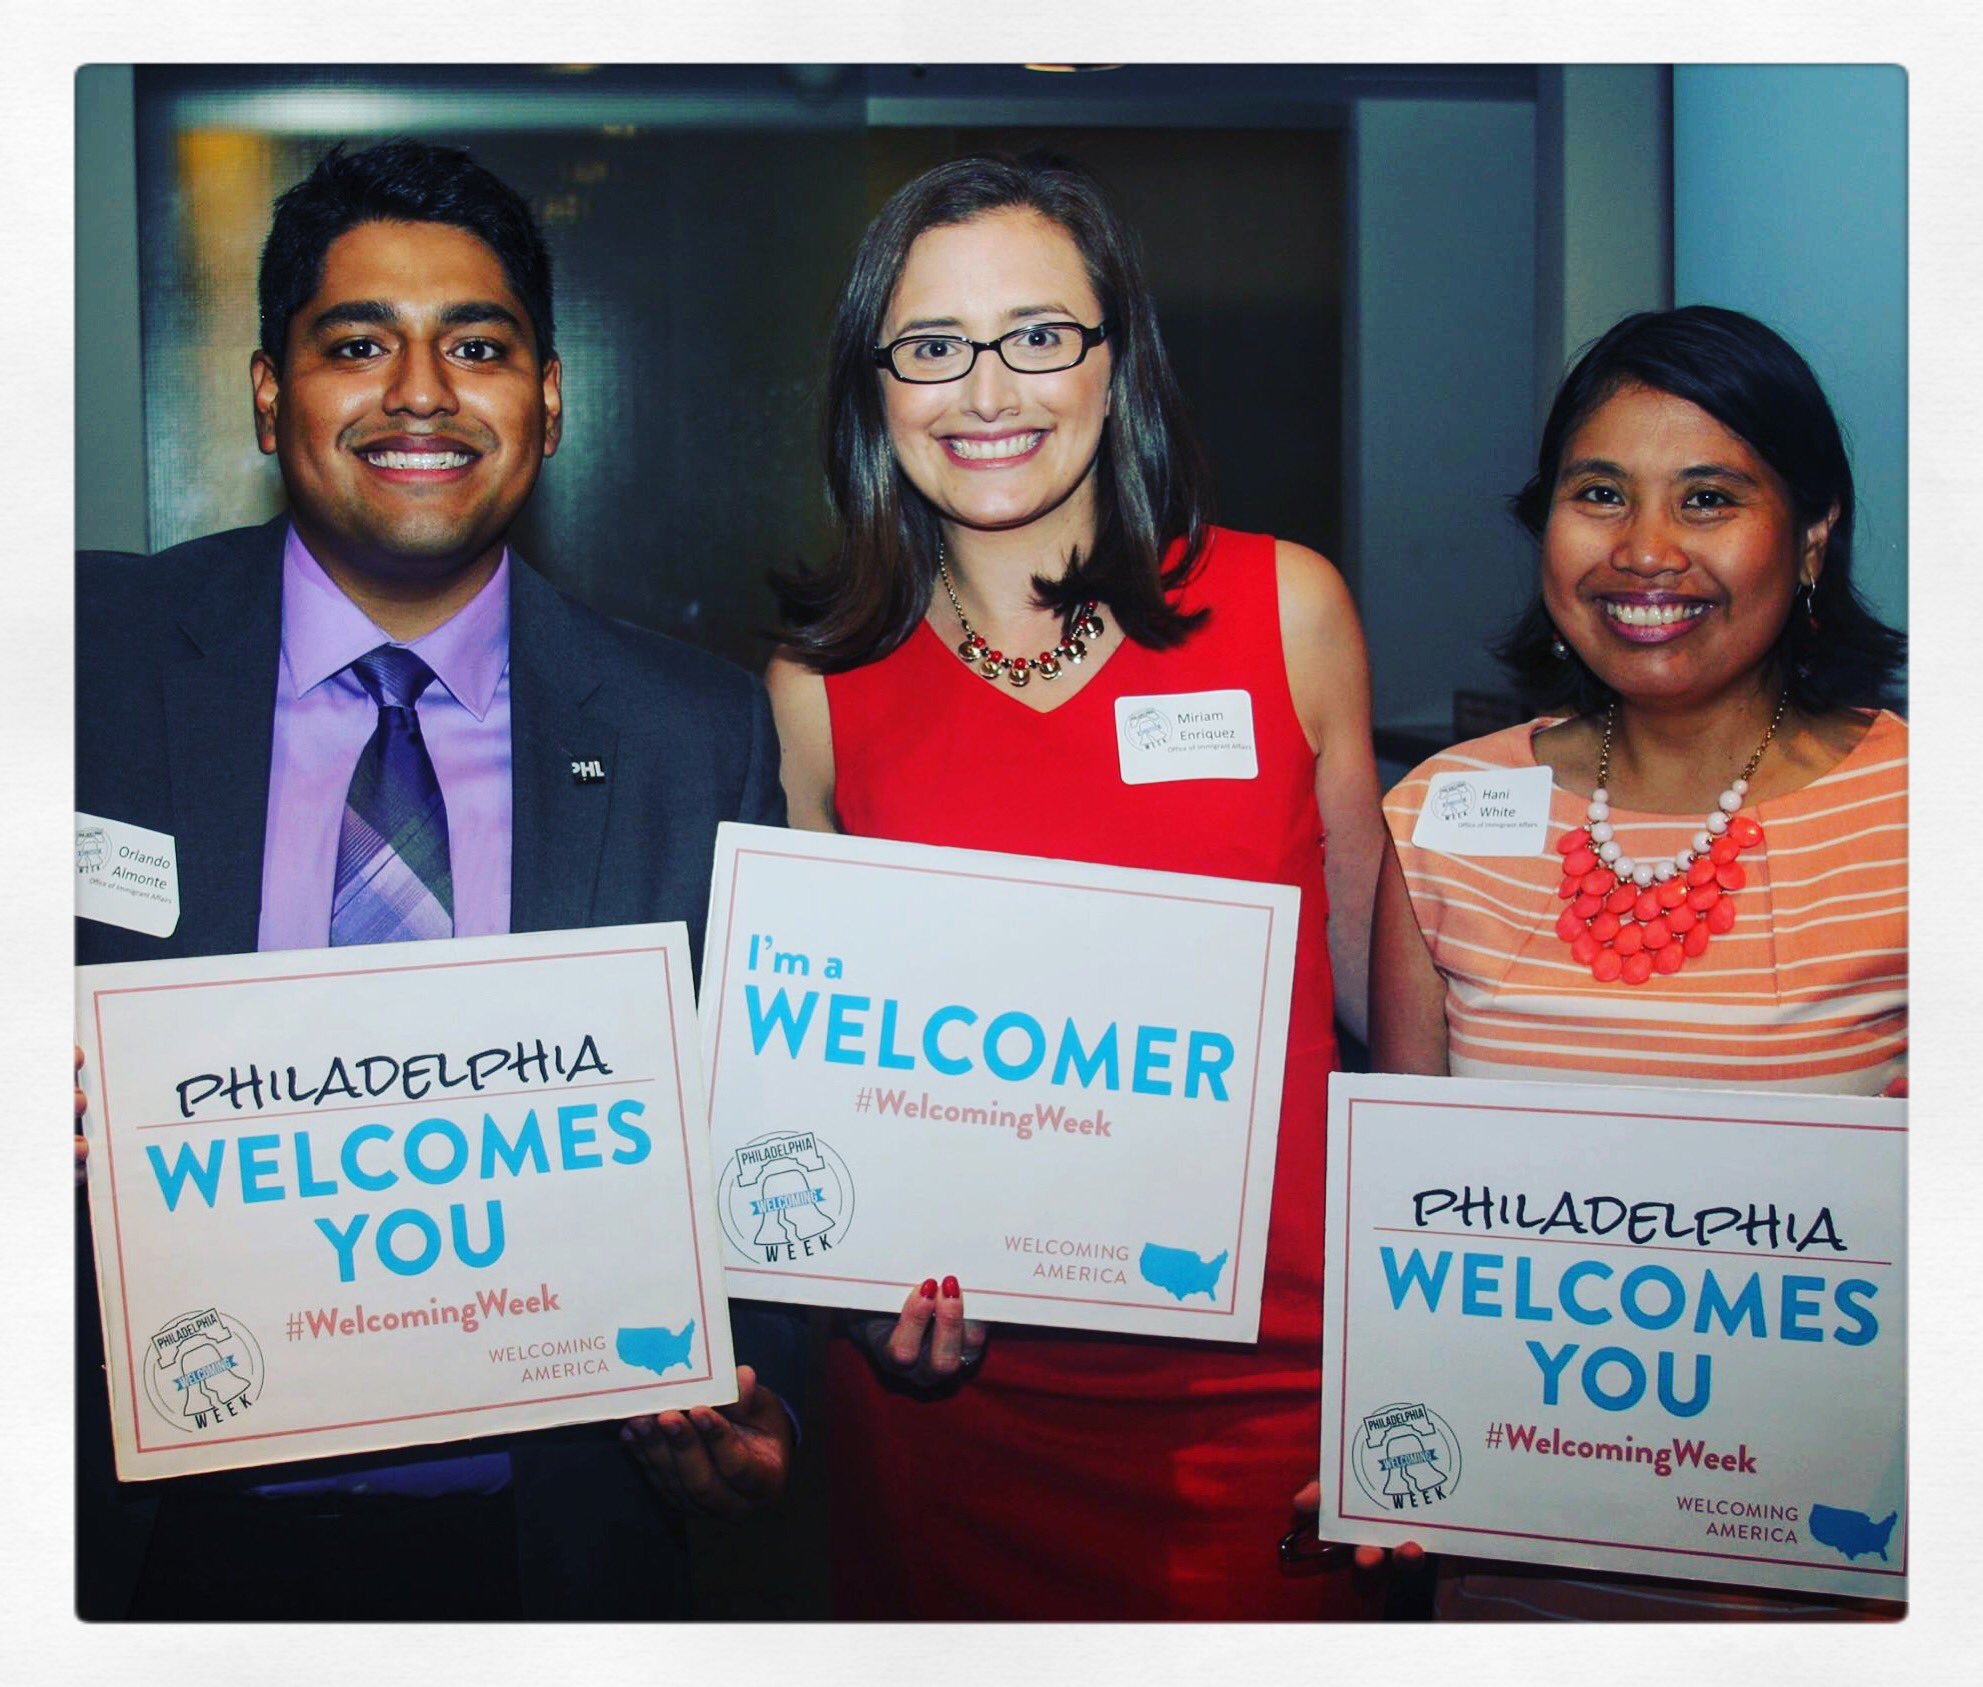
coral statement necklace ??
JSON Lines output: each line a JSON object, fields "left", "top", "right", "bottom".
{"left": 1552, "top": 691, "right": 1787, "bottom": 985}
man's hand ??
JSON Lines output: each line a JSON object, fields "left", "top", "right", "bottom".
{"left": 620, "top": 1363, "right": 794, "bottom": 1520}
{"left": 75, "top": 1046, "right": 89, "bottom": 1188}
{"left": 1291, "top": 1477, "right": 1425, "bottom": 1570}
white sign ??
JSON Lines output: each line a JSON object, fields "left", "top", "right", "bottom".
{"left": 1114, "top": 689, "right": 1259, "bottom": 784}
{"left": 1408, "top": 767, "right": 1555, "bottom": 856}
{"left": 700, "top": 824, "right": 1297, "bottom": 1341}
{"left": 1321, "top": 1073, "right": 1906, "bottom": 1600}
{"left": 76, "top": 811, "right": 181, "bottom": 937}
{"left": 77, "top": 925, "right": 737, "bottom": 1481}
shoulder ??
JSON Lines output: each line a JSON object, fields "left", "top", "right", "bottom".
{"left": 517, "top": 560, "right": 768, "bottom": 719}
{"left": 1263, "top": 536, "right": 1369, "bottom": 750}
{"left": 764, "top": 651, "right": 837, "bottom": 830}
{"left": 1402, "top": 720, "right": 1549, "bottom": 782}
{"left": 1272, "top": 538, "right": 1359, "bottom": 638}
{"left": 78, "top": 523, "right": 274, "bottom": 619}
{"left": 765, "top": 649, "right": 829, "bottom": 712}
{"left": 1865, "top": 707, "right": 1907, "bottom": 754}
{"left": 1386, "top": 721, "right": 1552, "bottom": 837}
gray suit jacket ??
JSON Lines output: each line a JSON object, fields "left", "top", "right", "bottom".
{"left": 75, "top": 517, "right": 804, "bottom": 1618}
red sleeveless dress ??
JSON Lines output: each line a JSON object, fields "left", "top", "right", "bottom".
{"left": 820, "top": 528, "right": 1371, "bottom": 1619}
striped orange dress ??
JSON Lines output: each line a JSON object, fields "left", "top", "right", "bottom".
{"left": 1385, "top": 708, "right": 1907, "bottom": 1619}
{"left": 1386, "top": 710, "right": 1906, "bottom": 1095}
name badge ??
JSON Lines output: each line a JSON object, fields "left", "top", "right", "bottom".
{"left": 1115, "top": 690, "right": 1259, "bottom": 785}
{"left": 1409, "top": 767, "right": 1555, "bottom": 856}
{"left": 76, "top": 812, "right": 181, "bottom": 937}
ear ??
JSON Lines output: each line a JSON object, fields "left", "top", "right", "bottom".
{"left": 541, "top": 355, "right": 563, "bottom": 458}
{"left": 250, "top": 350, "right": 281, "bottom": 457}
{"left": 1800, "top": 500, "right": 1840, "bottom": 588}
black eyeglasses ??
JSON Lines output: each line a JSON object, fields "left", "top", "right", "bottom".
{"left": 873, "top": 320, "right": 1109, "bottom": 384}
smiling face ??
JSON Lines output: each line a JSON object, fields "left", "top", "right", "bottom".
{"left": 878, "top": 207, "right": 1112, "bottom": 545}
{"left": 1541, "top": 382, "right": 1833, "bottom": 711}
{"left": 250, "top": 218, "right": 561, "bottom": 595}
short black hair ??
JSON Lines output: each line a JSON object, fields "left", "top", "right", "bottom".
{"left": 257, "top": 139, "right": 555, "bottom": 368}
{"left": 775, "top": 150, "right": 1213, "bottom": 672}
{"left": 1499, "top": 305, "right": 1905, "bottom": 715}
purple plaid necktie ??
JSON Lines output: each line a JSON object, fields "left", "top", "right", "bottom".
{"left": 329, "top": 646, "right": 454, "bottom": 946}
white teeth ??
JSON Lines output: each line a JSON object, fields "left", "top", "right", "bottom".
{"left": 364, "top": 449, "right": 473, "bottom": 470}
{"left": 1603, "top": 600, "right": 1709, "bottom": 627}
{"left": 946, "top": 432, "right": 1042, "bottom": 461}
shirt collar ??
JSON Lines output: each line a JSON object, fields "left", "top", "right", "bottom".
{"left": 279, "top": 524, "right": 511, "bottom": 719}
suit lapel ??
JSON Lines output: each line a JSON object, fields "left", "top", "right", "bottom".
{"left": 508, "top": 559, "right": 620, "bottom": 934}
{"left": 160, "top": 521, "right": 285, "bottom": 957}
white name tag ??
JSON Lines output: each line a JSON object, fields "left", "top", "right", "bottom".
{"left": 1114, "top": 690, "right": 1259, "bottom": 785}
{"left": 76, "top": 812, "right": 181, "bottom": 938}
{"left": 1409, "top": 767, "right": 1555, "bottom": 856}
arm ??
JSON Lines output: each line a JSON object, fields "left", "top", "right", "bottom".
{"left": 764, "top": 652, "right": 839, "bottom": 834}
{"left": 740, "top": 680, "right": 790, "bottom": 829}
{"left": 1277, "top": 541, "right": 1385, "bottom": 1046}
{"left": 764, "top": 651, "right": 984, "bottom": 1382}
{"left": 1369, "top": 839, "right": 1450, "bottom": 1075}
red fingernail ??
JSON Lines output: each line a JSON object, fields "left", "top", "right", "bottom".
{"left": 920, "top": 1278, "right": 938, "bottom": 1299}
{"left": 941, "top": 1275, "right": 960, "bottom": 1298}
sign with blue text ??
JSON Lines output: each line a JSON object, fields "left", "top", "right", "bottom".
{"left": 77, "top": 925, "right": 736, "bottom": 1480}
{"left": 1321, "top": 1073, "right": 1906, "bottom": 1599}
{"left": 700, "top": 825, "right": 1298, "bottom": 1340}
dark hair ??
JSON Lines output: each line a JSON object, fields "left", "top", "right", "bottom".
{"left": 258, "top": 139, "right": 555, "bottom": 368}
{"left": 1498, "top": 305, "right": 1905, "bottom": 715}
{"left": 775, "top": 150, "right": 1213, "bottom": 672}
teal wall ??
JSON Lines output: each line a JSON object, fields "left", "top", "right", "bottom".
{"left": 1674, "top": 65, "right": 1906, "bottom": 633}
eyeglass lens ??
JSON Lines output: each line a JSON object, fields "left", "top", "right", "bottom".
{"left": 890, "top": 324, "right": 1092, "bottom": 381}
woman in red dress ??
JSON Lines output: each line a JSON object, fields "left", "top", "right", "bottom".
{"left": 768, "top": 153, "right": 1389, "bottom": 1619}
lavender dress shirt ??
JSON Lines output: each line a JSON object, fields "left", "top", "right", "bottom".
{"left": 254, "top": 526, "right": 512, "bottom": 1496}
{"left": 257, "top": 526, "right": 512, "bottom": 951}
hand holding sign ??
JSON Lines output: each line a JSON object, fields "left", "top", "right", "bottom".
{"left": 75, "top": 1045, "right": 89, "bottom": 1187}
{"left": 850, "top": 1276, "right": 988, "bottom": 1388}
{"left": 622, "top": 1363, "right": 794, "bottom": 1520}
{"left": 1290, "top": 1477, "right": 1425, "bottom": 1570}
{"left": 78, "top": 926, "right": 741, "bottom": 1481}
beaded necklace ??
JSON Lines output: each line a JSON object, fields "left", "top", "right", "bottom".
{"left": 1551, "top": 692, "right": 1787, "bottom": 985}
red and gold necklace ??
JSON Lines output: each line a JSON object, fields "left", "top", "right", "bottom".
{"left": 1552, "top": 691, "right": 1787, "bottom": 985}
{"left": 937, "top": 544, "right": 1103, "bottom": 689}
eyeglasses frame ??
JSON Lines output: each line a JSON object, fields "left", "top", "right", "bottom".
{"left": 872, "top": 320, "right": 1111, "bottom": 384}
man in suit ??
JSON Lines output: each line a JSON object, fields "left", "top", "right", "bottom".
{"left": 75, "top": 139, "right": 803, "bottom": 1619}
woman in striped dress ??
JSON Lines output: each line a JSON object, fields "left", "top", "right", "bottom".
{"left": 1371, "top": 305, "right": 1906, "bottom": 1618}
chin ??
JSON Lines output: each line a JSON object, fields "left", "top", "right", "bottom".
{"left": 355, "top": 532, "right": 499, "bottom": 581}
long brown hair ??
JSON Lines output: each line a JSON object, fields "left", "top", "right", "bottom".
{"left": 774, "top": 151, "right": 1213, "bottom": 673}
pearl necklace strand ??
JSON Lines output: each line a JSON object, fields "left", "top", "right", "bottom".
{"left": 1552, "top": 691, "right": 1788, "bottom": 984}
{"left": 1586, "top": 690, "right": 1787, "bottom": 887}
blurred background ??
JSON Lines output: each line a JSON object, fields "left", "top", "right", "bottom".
{"left": 73, "top": 61, "right": 1907, "bottom": 1618}
{"left": 77, "top": 63, "right": 1905, "bottom": 782}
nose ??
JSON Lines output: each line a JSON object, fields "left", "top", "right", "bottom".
{"left": 957, "top": 343, "right": 1021, "bottom": 422}
{"left": 383, "top": 338, "right": 459, "bottom": 418}
{"left": 1610, "top": 503, "right": 1689, "bottom": 577}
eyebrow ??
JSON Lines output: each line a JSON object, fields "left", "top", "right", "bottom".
{"left": 890, "top": 303, "right": 1078, "bottom": 336}
{"left": 1557, "top": 455, "right": 1763, "bottom": 489}
{"left": 305, "top": 299, "right": 526, "bottom": 337}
